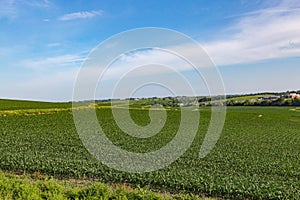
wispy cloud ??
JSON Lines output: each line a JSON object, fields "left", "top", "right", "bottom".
{"left": 82, "top": 0, "right": 300, "bottom": 78}
{"left": 58, "top": 10, "right": 103, "bottom": 21}
{"left": 0, "top": 0, "right": 17, "bottom": 19}
{"left": 0, "top": 0, "right": 53, "bottom": 20}
{"left": 74, "top": 42, "right": 216, "bottom": 85}
{"left": 22, "top": 54, "right": 86, "bottom": 70}
{"left": 46, "top": 43, "right": 61, "bottom": 47}
{"left": 0, "top": 47, "right": 14, "bottom": 56}
{"left": 22, "top": 0, "right": 52, "bottom": 8}
{"left": 1, "top": 68, "right": 79, "bottom": 101}
{"left": 203, "top": 0, "right": 300, "bottom": 66}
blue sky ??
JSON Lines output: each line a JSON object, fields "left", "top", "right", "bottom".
{"left": 0, "top": 0, "right": 299, "bottom": 101}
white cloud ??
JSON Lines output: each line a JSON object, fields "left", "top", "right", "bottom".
{"left": 73, "top": 46, "right": 217, "bottom": 100}
{"left": 83, "top": 0, "right": 300, "bottom": 80}
{"left": 58, "top": 10, "right": 103, "bottom": 21}
{"left": 102, "top": 49, "right": 192, "bottom": 80}
{"left": 203, "top": 0, "right": 300, "bottom": 66}
{"left": 22, "top": 54, "right": 86, "bottom": 70}
{"left": 1, "top": 52, "right": 85, "bottom": 101}
{"left": 1, "top": 68, "right": 79, "bottom": 102}
{"left": 77, "top": 44, "right": 214, "bottom": 83}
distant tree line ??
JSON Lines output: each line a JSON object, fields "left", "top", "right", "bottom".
{"left": 94, "top": 90, "right": 300, "bottom": 107}
{"left": 226, "top": 97, "right": 300, "bottom": 106}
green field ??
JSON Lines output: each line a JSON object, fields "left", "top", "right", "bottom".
{"left": 0, "top": 99, "right": 300, "bottom": 199}
{"left": 0, "top": 99, "right": 72, "bottom": 110}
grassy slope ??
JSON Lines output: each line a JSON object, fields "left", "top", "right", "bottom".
{"left": 228, "top": 94, "right": 275, "bottom": 101}
{"left": 0, "top": 99, "right": 71, "bottom": 110}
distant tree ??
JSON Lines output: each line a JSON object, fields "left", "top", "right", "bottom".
{"left": 283, "top": 99, "right": 293, "bottom": 106}
{"left": 260, "top": 100, "right": 272, "bottom": 106}
{"left": 293, "top": 98, "right": 300, "bottom": 106}
{"left": 244, "top": 100, "right": 256, "bottom": 106}
{"left": 226, "top": 100, "right": 234, "bottom": 106}
{"left": 198, "top": 97, "right": 211, "bottom": 103}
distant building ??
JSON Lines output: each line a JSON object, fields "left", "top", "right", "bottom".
{"left": 289, "top": 93, "right": 300, "bottom": 99}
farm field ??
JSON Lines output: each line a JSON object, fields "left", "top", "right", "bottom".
{"left": 0, "top": 99, "right": 300, "bottom": 199}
